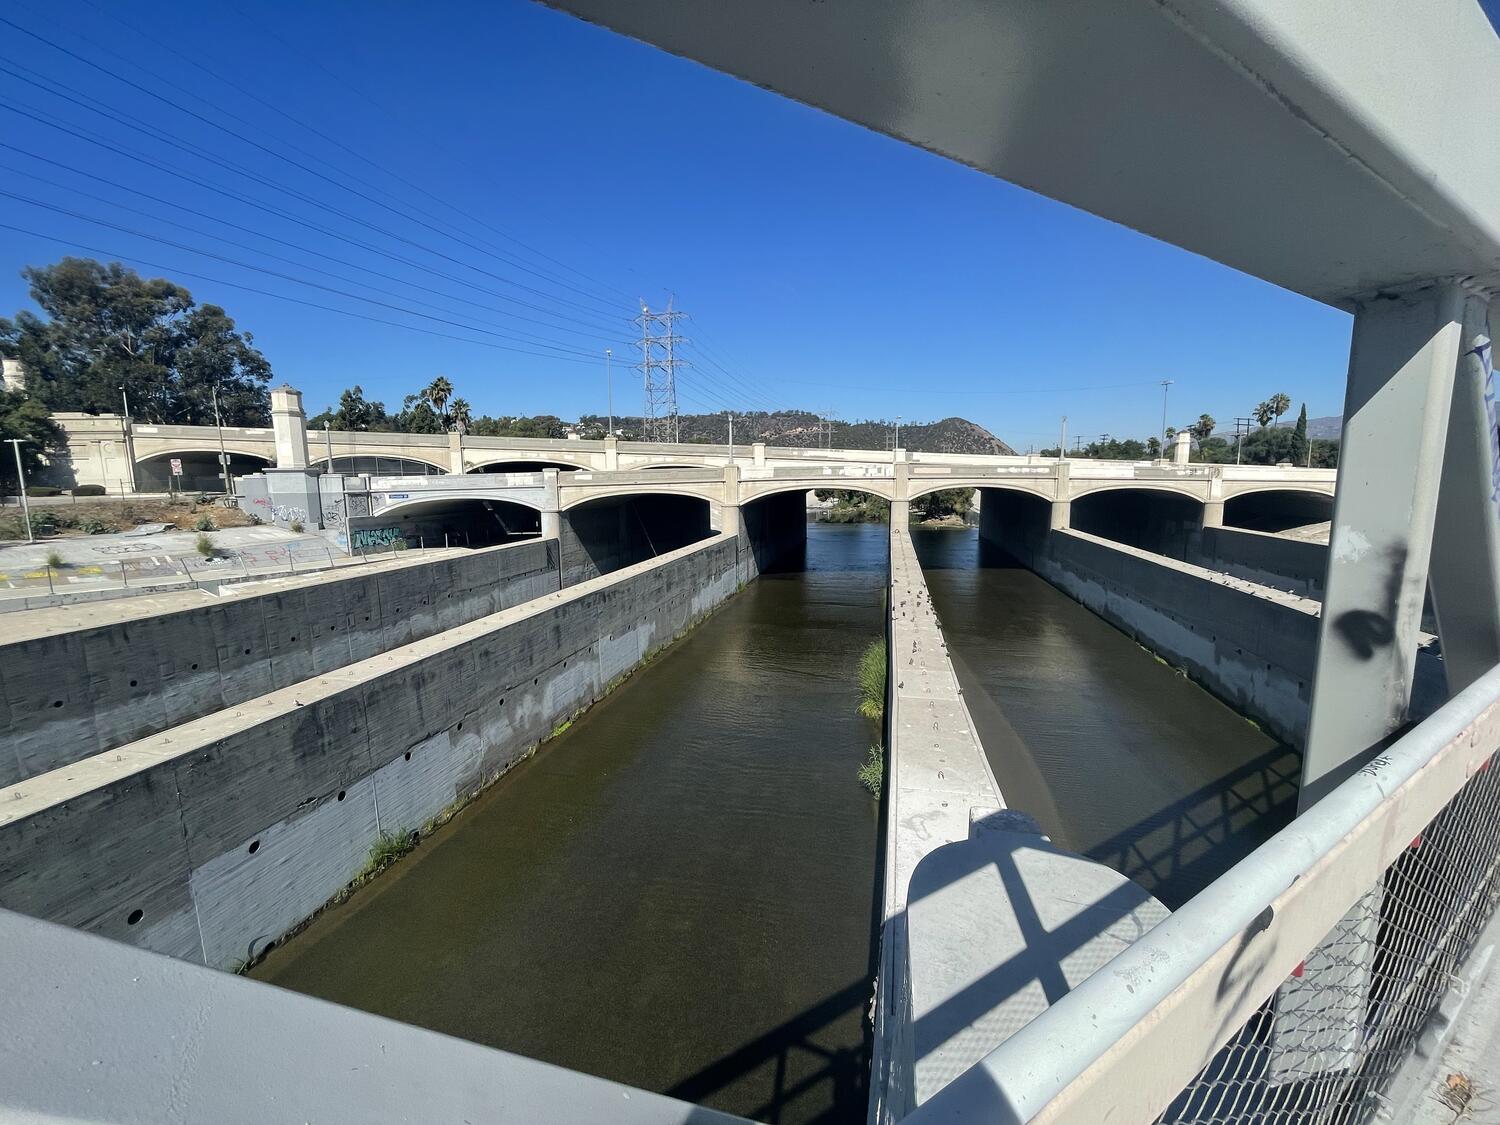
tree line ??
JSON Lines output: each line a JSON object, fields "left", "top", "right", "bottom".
{"left": 307, "top": 379, "right": 576, "bottom": 439}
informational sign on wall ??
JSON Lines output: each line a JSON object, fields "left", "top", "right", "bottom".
{"left": 169, "top": 458, "right": 183, "bottom": 476}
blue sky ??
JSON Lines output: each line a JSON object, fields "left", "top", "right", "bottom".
{"left": 0, "top": 0, "right": 1355, "bottom": 449}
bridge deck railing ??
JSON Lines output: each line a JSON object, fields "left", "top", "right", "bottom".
{"left": 909, "top": 663, "right": 1500, "bottom": 1125}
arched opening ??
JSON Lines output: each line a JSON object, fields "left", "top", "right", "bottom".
{"left": 316, "top": 455, "right": 447, "bottom": 477}
{"left": 1223, "top": 489, "right": 1334, "bottom": 535}
{"left": 559, "top": 492, "right": 711, "bottom": 586}
{"left": 974, "top": 487, "right": 1054, "bottom": 568}
{"left": 1071, "top": 487, "right": 1203, "bottom": 559}
{"left": 472, "top": 460, "right": 583, "bottom": 474}
{"left": 351, "top": 498, "right": 540, "bottom": 553}
{"left": 136, "top": 450, "right": 271, "bottom": 493}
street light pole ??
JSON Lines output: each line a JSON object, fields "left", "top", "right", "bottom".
{"left": 211, "top": 384, "right": 232, "bottom": 496}
{"left": 727, "top": 411, "right": 735, "bottom": 464}
{"left": 324, "top": 420, "right": 335, "bottom": 474}
{"left": 1059, "top": 415, "right": 1068, "bottom": 462}
{"left": 894, "top": 415, "right": 902, "bottom": 450}
{"left": 6, "top": 439, "right": 33, "bottom": 542}
{"left": 1159, "top": 379, "right": 1174, "bottom": 460}
{"left": 605, "top": 348, "right": 614, "bottom": 437}
{"left": 119, "top": 384, "right": 138, "bottom": 494}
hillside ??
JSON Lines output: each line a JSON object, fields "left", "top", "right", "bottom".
{"left": 581, "top": 411, "right": 1015, "bottom": 455}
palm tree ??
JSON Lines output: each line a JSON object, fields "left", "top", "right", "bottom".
{"left": 1268, "top": 392, "right": 1291, "bottom": 425}
{"left": 1191, "top": 414, "right": 1216, "bottom": 445}
{"left": 422, "top": 376, "right": 454, "bottom": 422}
{"left": 448, "top": 397, "right": 472, "bottom": 434}
{"left": 1254, "top": 400, "right": 1275, "bottom": 427}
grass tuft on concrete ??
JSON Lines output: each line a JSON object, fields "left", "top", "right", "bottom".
{"left": 858, "top": 745, "right": 884, "bottom": 796}
{"left": 857, "top": 639, "right": 887, "bottom": 723}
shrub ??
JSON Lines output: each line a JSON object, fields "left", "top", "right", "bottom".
{"left": 25, "top": 485, "right": 61, "bottom": 497}
{"left": 31, "top": 510, "right": 58, "bottom": 531}
{"left": 71, "top": 484, "right": 106, "bottom": 497}
{"left": 858, "top": 745, "right": 884, "bottom": 796}
{"left": 195, "top": 532, "right": 214, "bottom": 557}
{"left": 194, "top": 514, "right": 215, "bottom": 531}
{"left": 44, "top": 550, "right": 64, "bottom": 570}
{"left": 289, "top": 520, "right": 304, "bottom": 533}
{"left": 857, "top": 639, "right": 887, "bottom": 722}
{"left": 80, "top": 519, "right": 108, "bottom": 535}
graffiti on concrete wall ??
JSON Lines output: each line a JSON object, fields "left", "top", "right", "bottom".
{"left": 350, "top": 526, "right": 403, "bottom": 551}
{"left": 324, "top": 499, "right": 346, "bottom": 527}
{"left": 271, "top": 504, "right": 308, "bottom": 524}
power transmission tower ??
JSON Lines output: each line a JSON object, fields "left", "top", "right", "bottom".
{"left": 634, "top": 298, "right": 689, "bottom": 443}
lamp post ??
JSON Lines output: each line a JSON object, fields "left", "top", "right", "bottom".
{"left": 211, "top": 384, "right": 232, "bottom": 496}
{"left": 605, "top": 348, "right": 614, "bottom": 437}
{"left": 1159, "top": 380, "right": 1174, "bottom": 460}
{"left": 119, "top": 384, "right": 138, "bottom": 494}
{"left": 1059, "top": 415, "right": 1068, "bottom": 462}
{"left": 5, "top": 438, "right": 32, "bottom": 541}
{"left": 323, "top": 420, "right": 335, "bottom": 474}
{"left": 894, "top": 415, "right": 902, "bottom": 450}
{"left": 727, "top": 411, "right": 735, "bottom": 464}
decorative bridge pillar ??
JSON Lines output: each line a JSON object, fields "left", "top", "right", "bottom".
{"left": 1171, "top": 429, "right": 1192, "bottom": 465}
{"left": 449, "top": 431, "right": 465, "bottom": 474}
{"left": 540, "top": 468, "right": 562, "bottom": 540}
{"left": 603, "top": 435, "right": 620, "bottom": 471}
{"left": 270, "top": 385, "right": 310, "bottom": 469}
{"left": 751, "top": 442, "right": 767, "bottom": 467}
{"left": 1052, "top": 460, "right": 1071, "bottom": 529}
{"left": 714, "top": 463, "right": 742, "bottom": 538}
{"left": 891, "top": 456, "right": 910, "bottom": 526}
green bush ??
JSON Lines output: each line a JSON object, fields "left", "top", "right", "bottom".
{"left": 194, "top": 514, "right": 215, "bottom": 531}
{"left": 80, "top": 519, "right": 108, "bottom": 535}
{"left": 71, "top": 484, "right": 106, "bottom": 497}
{"left": 195, "top": 532, "right": 214, "bottom": 557}
{"left": 25, "top": 485, "right": 61, "bottom": 497}
{"left": 44, "top": 550, "right": 64, "bottom": 570}
{"left": 857, "top": 639, "right": 887, "bottom": 722}
{"left": 30, "top": 510, "right": 58, "bottom": 531}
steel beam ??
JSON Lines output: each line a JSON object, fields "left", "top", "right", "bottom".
{"left": 1430, "top": 294, "right": 1500, "bottom": 695}
{"left": 1302, "top": 283, "right": 1467, "bottom": 809}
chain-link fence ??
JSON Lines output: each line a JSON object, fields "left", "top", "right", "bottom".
{"left": 1162, "top": 757, "right": 1500, "bottom": 1125}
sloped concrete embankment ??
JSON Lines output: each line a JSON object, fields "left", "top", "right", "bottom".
{"left": 0, "top": 538, "right": 561, "bottom": 785}
{"left": 0, "top": 535, "right": 740, "bottom": 970}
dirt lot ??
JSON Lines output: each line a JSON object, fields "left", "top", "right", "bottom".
{"left": 0, "top": 496, "right": 257, "bottom": 541}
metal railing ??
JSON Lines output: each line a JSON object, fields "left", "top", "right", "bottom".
{"left": 909, "top": 663, "right": 1500, "bottom": 1124}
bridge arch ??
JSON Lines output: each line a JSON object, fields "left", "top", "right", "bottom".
{"left": 359, "top": 495, "right": 542, "bottom": 549}
{"left": 908, "top": 479, "right": 1052, "bottom": 504}
{"left": 557, "top": 490, "right": 714, "bottom": 585}
{"left": 739, "top": 479, "right": 897, "bottom": 505}
{"left": 316, "top": 454, "right": 449, "bottom": 476}
{"left": 470, "top": 459, "right": 582, "bottom": 474}
{"left": 1222, "top": 487, "right": 1334, "bottom": 533}
{"left": 1070, "top": 485, "right": 1205, "bottom": 558}
{"left": 466, "top": 450, "right": 596, "bottom": 472}
{"left": 559, "top": 485, "right": 722, "bottom": 512}
{"left": 1066, "top": 479, "right": 1208, "bottom": 503}
{"left": 135, "top": 448, "right": 272, "bottom": 492}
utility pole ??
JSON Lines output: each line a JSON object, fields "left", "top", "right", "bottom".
{"left": 1233, "top": 416, "right": 1252, "bottom": 465}
{"left": 212, "top": 385, "right": 233, "bottom": 496}
{"left": 894, "top": 415, "right": 903, "bottom": 449}
{"left": 605, "top": 348, "right": 614, "bottom": 437}
{"left": 1159, "top": 380, "right": 1174, "bottom": 460}
{"left": 726, "top": 411, "right": 735, "bottom": 463}
{"left": 1059, "top": 415, "right": 1067, "bottom": 461}
{"left": 6, "top": 439, "right": 32, "bottom": 541}
{"left": 635, "top": 298, "right": 688, "bottom": 443}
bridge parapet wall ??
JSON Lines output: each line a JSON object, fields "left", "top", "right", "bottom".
{"left": 0, "top": 538, "right": 561, "bottom": 786}
{"left": 0, "top": 535, "right": 741, "bottom": 970}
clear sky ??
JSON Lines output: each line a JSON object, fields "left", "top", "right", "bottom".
{"left": 0, "top": 0, "right": 1358, "bottom": 449}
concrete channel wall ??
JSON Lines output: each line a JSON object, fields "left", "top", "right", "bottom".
{"left": 0, "top": 538, "right": 561, "bottom": 786}
{"left": 870, "top": 527, "right": 1168, "bottom": 1120}
{"left": 1192, "top": 525, "right": 1328, "bottom": 599}
{"left": 0, "top": 535, "right": 741, "bottom": 970}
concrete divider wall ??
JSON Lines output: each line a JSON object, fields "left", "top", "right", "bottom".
{"left": 1193, "top": 525, "right": 1328, "bottom": 598}
{"left": 0, "top": 538, "right": 561, "bottom": 786}
{"left": 559, "top": 495, "right": 711, "bottom": 586}
{"left": 0, "top": 534, "right": 741, "bottom": 970}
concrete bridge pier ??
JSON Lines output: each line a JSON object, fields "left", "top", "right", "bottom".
{"left": 1051, "top": 460, "right": 1071, "bottom": 529}
{"left": 712, "top": 464, "right": 742, "bottom": 538}
{"left": 603, "top": 435, "right": 620, "bottom": 471}
{"left": 540, "top": 469, "right": 562, "bottom": 540}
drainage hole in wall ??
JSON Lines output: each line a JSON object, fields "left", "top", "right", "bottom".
{"left": 126, "top": 908, "right": 144, "bottom": 926}
{"left": 248, "top": 840, "right": 260, "bottom": 854}
{"left": 190, "top": 662, "right": 199, "bottom": 671}
{"left": 533, "top": 677, "right": 538, "bottom": 685}
{"left": 498, "top": 698, "right": 505, "bottom": 707}
{"left": 129, "top": 680, "right": 138, "bottom": 688}
{"left": 290, "top": 635, "right": 297, "bottom": 643}
{"left": 243, "top": 648, "right": 251, "bottom": 656}
{"left": 52, "top": 700, "right": 63, "bottom": 708}
{"left": 456, "top": 721, "right": 463, "bottom": 731}
{"left": 337, "top": 790, "right": 346, "bottom": 802}
{"left": 404, "top": 751, "right": 412, "bottom": 761}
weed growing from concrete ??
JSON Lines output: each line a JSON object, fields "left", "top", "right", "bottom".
{"left": 363, "top": 830, "right": 418, "bottom": 877}
{"left": 858, "top": 745, "right": 884, "bottom": 796}
{"left": 44, "top": 550, "right": 64, "bottom": 571}
{"left": 195, "top": 532, "right": 214, "bottom": 557}
{"left": 857, "top": 639, "right": 887, "bottom": 723}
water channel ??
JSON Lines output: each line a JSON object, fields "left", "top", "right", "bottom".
{"left": 254, "top": 519, "right": 888, "bottom": 1124}
{"left": 911, "top": 525, "right": 1299, "bottom": 910}
{"left": 254, "top": 518, "right": 1299, "bottom": 1124}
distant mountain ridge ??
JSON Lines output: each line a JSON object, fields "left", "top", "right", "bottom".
{"left": 1214, "top": 415, "right": 1342, "bottom": 441}
{"left": 582, "top": 411, "right": 1016, "bottom": 455}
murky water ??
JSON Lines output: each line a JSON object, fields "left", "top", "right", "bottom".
{"left": 911, "top": 527, "right": 1299, "bottom": 909}
{"left": 254, "top": 521, "right": 885, "bottom": 1124}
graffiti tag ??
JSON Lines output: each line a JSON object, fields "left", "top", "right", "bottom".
{"left": 351, "top": 526, "right": 403, "bottom": 551}
{"left": 271, "top": 504, "right": 308, "bottom": 524}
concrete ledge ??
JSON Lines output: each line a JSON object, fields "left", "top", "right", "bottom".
{"left": 0, "top": 537, "right": 561, "bottom": 785}
{"left": 0, "top": 906, "right": 740, "bottom": 1124}
{"left": 0, "top": 535, "right": 740, "bottom": 969}
{"left": 1194, "top": 525, "right": 1328, "bottom": 599}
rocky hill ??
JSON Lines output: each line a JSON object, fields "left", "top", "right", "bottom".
{"left": 583, "top": 411, "right": 1015, "bottom": 455}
